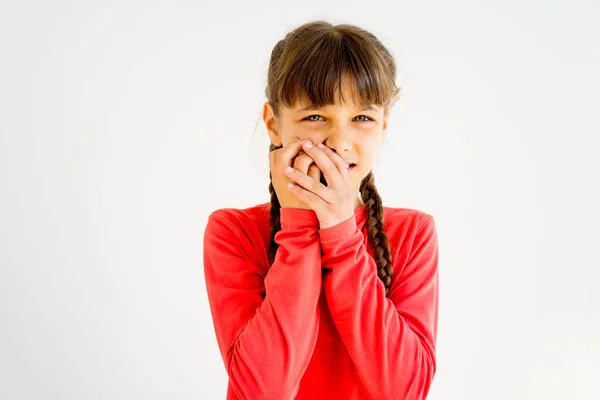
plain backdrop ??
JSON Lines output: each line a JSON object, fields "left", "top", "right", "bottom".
{"left": 1, "top": 1, "right": 599, "bottom": 399}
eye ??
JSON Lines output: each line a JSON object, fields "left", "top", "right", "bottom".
{"left": 302, "top": 115, "right": 374, "bottom": 122}
{"left": 304, "top": 115, "right": 325, "bottom": 122}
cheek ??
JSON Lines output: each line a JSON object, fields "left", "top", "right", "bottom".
{"left": 355, "top": 137, "right": 379, "bottom": 155}
{"left": 280, "top": 127, "right": 315, "bottom": 147}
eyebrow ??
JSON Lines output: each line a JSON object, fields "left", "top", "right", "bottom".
{"left": 295, "top": 105, "right": 379, "bottom": 113}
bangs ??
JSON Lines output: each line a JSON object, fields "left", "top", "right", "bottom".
{"left": 275, "top": 29, "right": 394, "bottom": 110}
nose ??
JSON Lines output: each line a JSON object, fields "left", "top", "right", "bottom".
{"left": 323, "top": 128, "right": 352, "bottom": 155}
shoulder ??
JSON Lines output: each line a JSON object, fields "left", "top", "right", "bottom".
{"left": 383, "top": 206, "right": 435, "bottom": 235}
{"left": 206, "top": 202, "right": 270, "bottom": 230}
{"left": 381, "top": 206, "right": 438, "bottom": 268}
{"left": 204, "top": 202, "right": 270, "bottom": 266}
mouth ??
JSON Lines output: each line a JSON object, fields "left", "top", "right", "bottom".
{"left": 347, "top": 163, "right": 356, "bottom": 171}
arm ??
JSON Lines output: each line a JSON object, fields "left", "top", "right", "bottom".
{"left": 319, "top": 213, "right": 439, "bottom": 400}
{"left": 203, "top": 207, "right": 323, "bottom": 400}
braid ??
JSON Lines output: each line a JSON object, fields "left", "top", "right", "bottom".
{"left": 359, "top": 172, "right": 393, "bottom": 296}
{"left": 267, "top": 143, "right": 283, "bottom": 266}
{"left": 267, "top": 145, "right": 393, "bottom": 296}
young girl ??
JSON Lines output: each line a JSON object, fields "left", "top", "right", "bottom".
{"left": 203, "top": 20, "right": 439, "bottom": 400}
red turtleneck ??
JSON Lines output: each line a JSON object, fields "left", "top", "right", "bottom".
{"left": 203, "top": 202, "right": 439, "bottom": 400}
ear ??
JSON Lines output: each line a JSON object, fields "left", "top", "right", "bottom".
{"left": 263, "top": 102, "right": 282, "bottom": 146}
{"left": 381, "top": 107, "right": 390, "bottom": 143}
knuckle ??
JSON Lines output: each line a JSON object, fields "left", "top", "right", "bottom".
{"left": 325, "top": 162, "right": 337, "bottom": 174}
{"left": 296, "top": 156, "right": 312, "bottom": 170}
{"left": 310, "top": 180, "right": 322, "bottom": 192}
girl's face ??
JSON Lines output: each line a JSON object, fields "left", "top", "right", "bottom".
{"left": 263, "top": 78, "right": 390, "bottom": 197}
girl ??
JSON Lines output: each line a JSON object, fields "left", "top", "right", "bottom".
{"left": 203, "top": 20, "right": 439, "bottom": 400}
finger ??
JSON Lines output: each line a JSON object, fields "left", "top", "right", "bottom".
{"left": 307, "top": 163, "right": 321, "bottom": 183}
{"left": 285, "top": 162, "right": 335, "bottom": 204}
{"left": 293, "top": 151, "right": 315, "bottom": 175}
{"left": 301, "top": 141, "right": 346, "bottom": 188}
{"left": 286, "top": 179, "right": 328, "bottom": 212}
{"left": 317, "top": 143, "right": 350, "bottom": 182}
{"left": 279, "top": 137, "right": 308, "bottom": 168}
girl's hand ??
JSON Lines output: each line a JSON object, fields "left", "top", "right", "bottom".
{"left": 269, "top": 137, "right": 322, "bottom": 210}
{"left": 284, "top": 140, "right": 355, "bottom": 229}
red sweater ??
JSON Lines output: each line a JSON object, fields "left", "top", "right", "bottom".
{"left": 203, "top": 202, "right": 439, "bottom": 400}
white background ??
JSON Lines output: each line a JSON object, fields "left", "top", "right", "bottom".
{"left": 1, "top": 1, "right": 599, "bottom": 399}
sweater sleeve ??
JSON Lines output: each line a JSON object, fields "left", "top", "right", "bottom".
{"left": 203, "top": 207, "right": 322, "bottom": 400}
{"left": 318, "top": 213, "right": 439, "bottom": 400}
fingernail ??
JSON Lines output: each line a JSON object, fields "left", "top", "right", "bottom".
{"left": 317, "top": 143, "right": 325, "bottom": 148}
{"left": 304, "top": 140, "right": 313, "bottom": 148}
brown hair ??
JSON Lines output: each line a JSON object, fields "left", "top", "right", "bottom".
{"left": 265, "top": 20, "right": 400, "bottom": 296}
